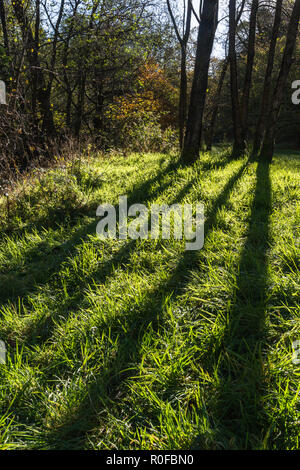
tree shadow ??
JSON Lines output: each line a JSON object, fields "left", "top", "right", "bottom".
{"left": 40, "top": 160, "right": 249, "bottom": 449}
{"left": 196, "top": 160, "right": 272, "bottom": 449}
{"left": 0, "top": 153, "right": 233, "bottom": 309}
{"left": 0, "top": 158, "right": 181, "bottom": 307}
{"left": 14, "top": 177, "right": 197, "bottom": 346}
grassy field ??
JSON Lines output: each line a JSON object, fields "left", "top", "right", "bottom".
{"left": 0, "top": 149, "right": 299, "bottom": 450}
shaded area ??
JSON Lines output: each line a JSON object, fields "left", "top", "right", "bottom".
{"left": 0, "top": 158, "right": 181, "bottom": 306}
{"left": 206, "top": 160, "right": 272, "bottom": 449}
{"left": 11, "top": 177, "right": 197, "bottom": 346}
{"left": 39, "top": 160, "right": 248, "bottom": 449}
{"left": 0, "top": 153, "right": 233, "bottom": 311}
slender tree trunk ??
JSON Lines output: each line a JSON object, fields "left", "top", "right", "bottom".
{"left": 66, "top": 91, "right": 72, "bottom": 129}
{"left": 74, "top": 73, "right": 86, "bottom": 138}
{"left": 32, "top": 0, "right": 40, "bottom": 116}
{"left": 12, "top": 0, "right": 56, "bottom": 137}
{"left": 181, "top": 0, "right": 219, "bottom": 164}
{"left": 240, "top": 0, "right": 259, "bottom": 142}
{"left": 166, "top": 0, "right": 192, "bottom": 150}
{"left": 252, "top": 0, "right": 283, "bottom": 157}
{"left": 260, "top": 0, "right": 300, "bottom": 162}
{"left": 0, "top": 0, "right": 9, "bottom": 55}
{"left": 62, "top": 3, "right": 79, "bottom": 131}
{"left": 179, "top": 46, "right": 188, "bottom": 149}
{"left": 42, "top": 0, "right": 65, "bottom": 138}
{"left": 229, "top": 0, "right": 245, "bottom": 158}
{"left": 93, "top": 77, "right": 104, "bottom": 132}
{"left": 206, "top": 57, "right": 229, "bottom": 150}
{"left": 206, "top": 0, "right": 246, "bottom": 151}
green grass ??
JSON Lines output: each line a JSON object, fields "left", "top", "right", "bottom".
{"left": 0, "top": 149, "right": 299, "bottom": 450}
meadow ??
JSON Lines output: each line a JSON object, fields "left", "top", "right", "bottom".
{"left": 0, "top": 148, "right": 299, "bottom": 450}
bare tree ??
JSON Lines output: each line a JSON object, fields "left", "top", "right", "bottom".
{"left": 12, "top": 0, "right": 56, "bottom": 136}
{"left": 206, "top": 0, "right": 247, "bottom": 151}
{"left": 205, "top": 56, "right": 229, "bottom": 151}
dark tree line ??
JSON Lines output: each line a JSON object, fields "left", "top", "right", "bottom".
{"left": 167, "top": 0, "right": 300, "bottom": 163}
{"left": 0, "top": 0, "right": 179, "bottom": 173}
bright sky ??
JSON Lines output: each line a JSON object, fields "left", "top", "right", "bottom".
{"left": 191, "top": 0, "right": 228, "bottom": 58}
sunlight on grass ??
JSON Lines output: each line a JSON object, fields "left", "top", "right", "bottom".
{"left": 0, "top": 150, "right": 299, "bottom": 450}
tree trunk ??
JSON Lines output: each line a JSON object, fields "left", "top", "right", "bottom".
{"left": 74, "top": 73, "right": 86, "bottom": 139}
{"left": 206, "top": 57, "right": 229, "bottom": 151}
{"left": 206, "top": 0, "right": 246, "bottom": 151}
{"left": 260, "top": 0, "right": 300, "bottom": 162}
{"left": 166, "top": 0, "right": 192, "bottom": 150}
{"left": 181, "top": 0, "right": 219, "bottom": 164}
{"left": 252, "top": 0, "right": 283, "bottom": 157}
{"left": 0, "top": 0, "right": 9, "bottom": 55}
{"left": 229, "top": 0, "right": 245, "bottom": 158}
{"left": 62, "top": 4, "right": 78, "bottom": 132}
{"left": 240, "top": 0, "right": 259, "bottom": 143}
{"left": 179, "top": 46, "right": 188, "bottom": 150}
{"left": 32, "top": 0, "right": 40, "bottom": 116}
{"left": 12, "top": 0, "right": 56, "bottom": 138}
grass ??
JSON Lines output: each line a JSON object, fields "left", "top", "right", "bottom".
{"left": 0, "top": 148, "right": 299, "bottom": 450}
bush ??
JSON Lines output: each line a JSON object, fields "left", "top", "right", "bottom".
{"left": 0, "top": 166, "right": 87, "bottom": 232}
{"left": 108, "top": 110, "right": 178, "bottom": 153}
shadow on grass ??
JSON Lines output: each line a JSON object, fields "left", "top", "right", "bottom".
{"left": 15, "top": 176, "right": 197, "bottom": 346}
{"left": 197, "top": 160, "right": 271, "bottom": 449}
{"left": 0, "top": 158, "right": 181, "bottom": 307}
{"left": 0, "top": 153, "right": 234, "bottom": 310}
{"left": 40, "top": 160, "right": 249, "bottom": 449}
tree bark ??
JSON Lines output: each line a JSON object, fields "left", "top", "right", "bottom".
{"left": 166, "top": 0, "right": 192, "bottom": 150}
{"left": 252, "top": 0, "right": 283, "bottom": 157}
{"left": 240, "top": 0, "right": 259, "bottom": 143}
{"left": 181, "top": 0, "right": 219, "bottom": 164}
{"left": 206, "top": 57, "right": 229, "bottom": 151}
{"left": 260, "top": 0, "right": 300, "bottom": 162}
{"left": 229, "top": 0, "right": 245, "bottom": 158}
{"left": 0, "top": 0, "right": 9, "bottom": 55}
{"left": 62, "top": 1, "right": 80, "bottom": 130}
{"left": 179, "top": 46, "right": 188, "bottom": 150}
{"left": 32, "top": 0, "right": 40, "bottom": 116}
{"left": 74, "top": 73, "right": 86, "bottom": 139}
{"left": 12, "top": 0, "right": 56, "bottom": 137}
{"left": 206, "top": 0, "right": 246, "bottom": 151}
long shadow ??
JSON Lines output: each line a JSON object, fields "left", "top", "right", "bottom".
{"left": 0, "top": 154, "right": 233, "bottom": 309}
{"left": 15, "top": 177, "right": 197, "bottom": 346}
{"left": 40, "top": 160, "right": 249, "bottom": 449}
{"left": 199, "top": 160, "right": 272, "bottom": 449}
{"left": 0, "top": 158, "right": 181, "bottom": 307}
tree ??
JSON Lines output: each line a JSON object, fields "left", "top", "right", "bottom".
{"left": 181, "top": 0, "right": 219, "bottom": 164}
{"left": 229, "top": 0, "right": 245, "bottom": 157}
{"left": 260, "top": 0, "right": 300, "bottom": 162}
{"left": 12, "top": 0, "right": 56, "bottom": 136}
{"left": 166, "top": 0, "right": 192, "bottom": 149}
{"left": 252, "top": 0, "right": 283, "bottom": 157}
{"left": 0, "top": 0, "right": 9, "bottom": 55}
{"left": 240, "top": 0, "right": 259, "bottom": 143}
{"left": 205, "top": 0, "right": 247, "bottom": 151}
{"left": 229, "top": 0, "right": 259, "bottom": 158}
